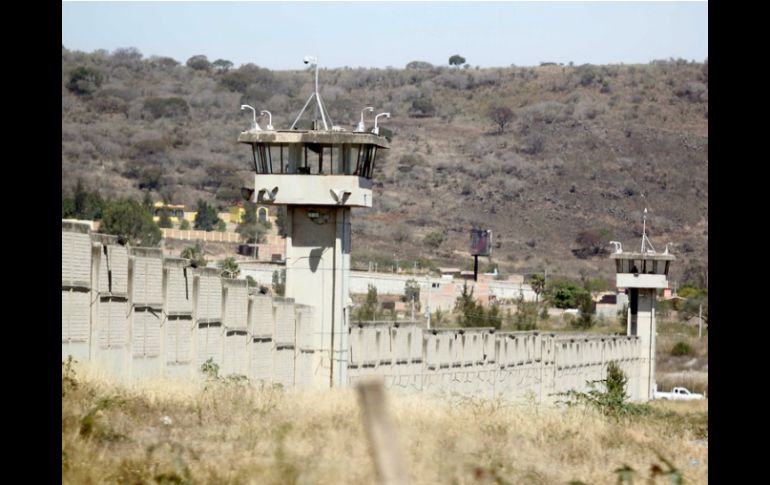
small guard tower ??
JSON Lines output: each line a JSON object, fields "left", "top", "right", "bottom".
{"left": 237, "top": 56, "right": 390, "bottom": 389}
{"left": 609, "top": 209, "right": 675, "bottom": 401}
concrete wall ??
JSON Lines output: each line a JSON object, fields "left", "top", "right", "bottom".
{"left": 62, "top": 221, "right": 648, "bottom": 403}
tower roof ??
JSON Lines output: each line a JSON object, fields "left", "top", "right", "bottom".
{"left": 237, "top": 129, "right": 390, "bottom": 149}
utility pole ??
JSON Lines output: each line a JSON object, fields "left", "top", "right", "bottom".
{"left": 698, "top": 303, "right": 703, "bottom": 338}
{"left": 411, "top": 295, "right": 415, "bottom": 322}
{"left": 426, "top": 276, "right": 432, "bottom": 329}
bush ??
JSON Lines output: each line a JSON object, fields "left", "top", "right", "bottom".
{"left": 181, "top": 243, "right": 207, "bottom": 268}
{"left": 424, "top": 231, "right": 444, "bottom": 250}
{"left": 67, "top": 66, "right": 104, "bottom": 96}
{"left": 671, "top": 341, "right": 694, "bottom": 357}
{"left": 142, "top": 97, "right": 190, "bottom": 119}
{"left": 408, "top": 98, "right": 436, "bottom": 118}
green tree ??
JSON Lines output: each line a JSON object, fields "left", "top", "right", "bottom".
{"left": 219, "top": 257, "right": 240, "bottom": 279}
{"left": 529, "top": 274, "right": 546, "bottom": 302}
{"left": 179, "top": 219, "right": 191, "bottom": 230}
{"left": 455, "top": 281, "right": 488, "bottom": 327}
{"left": 573, "top": 292, "right": 596, "bottom": 330}
{"left": 181, "top": 243, "right": 206, "bottom": 268}
{"left": 194, "top": 199, "right": 221, "bottom": 231}
{"left": 355, "top": 284, "right": 380, "bottom": 322}
{"left": 547, "top": 280, "right": 588, "bottom": 309}
{"left": 236, "top": 202, "right": 271, "bottom": 243}
{"left": 514, "top": 294, "right": 539, "bottom": 331}
{"left": 449, "top": 54, "right": 466, "bottom": 67}
{"left": 404, "top": 279, "right": 420, "bottom": 310}
{"left": 158, "top": 208, "right": 173, "bottom": 228}
{"left": 272, "top": 269, "right": 286, "bottom": 296}
{"left": 212, "top": 58, "right": 234, "bottom": 73}
{"left": 99, "top": 199, "right": 161, "bottom": 246}
{"left": 62, "top": 179, "right": 104, "bottom": 220}
{"left": 275, "top": 206, "right": 287, "bottom": 237}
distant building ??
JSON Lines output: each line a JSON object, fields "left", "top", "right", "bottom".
{"left": 152, "top": 202, "right": 195, "bottom": 224}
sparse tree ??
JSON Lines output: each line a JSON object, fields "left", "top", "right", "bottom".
{"left": 272, "top": 269, "right": 286, "bottom": 296}
{"left": 529, "top": 274, "right": 546, "bottom": 302}
{"left": 356, "top": 284, "right": 380, "bottom": 322}
{"left": 488, "top": 106, "right": 514, "bottom": 134}
{"left": 404, "top": 279, "right": 420, "bottom": 310}
{"left": 212, "top": 58, "right": 234, "bottom": 73}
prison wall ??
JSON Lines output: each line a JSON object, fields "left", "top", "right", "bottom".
{"left": 63, "top": 221, "right": 645, "bottom": 402}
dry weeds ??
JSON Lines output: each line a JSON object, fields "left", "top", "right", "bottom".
{"left": 62, "top": 361, "right": 707, "bottom": 484}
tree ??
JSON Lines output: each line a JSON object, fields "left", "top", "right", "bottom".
{"left": 67, "top": 66, "right": 104, "bottom": 96}
{"left": 158, "top": 208, "right": 173, "bottom": 228}
{"left": 529, "top": 274, "right": 546, "bottom": 302}
{"left": 236, "top": 202, "right": 271, "bottom": 243}
{"left": 272, "top": 269, "right": 286, "bottom": 296}
{"left": 455, "top": 282, "right": 489, "bottom": 327}
{"left": 573, "top": 292, "right": 595, "bottom": 330}
{"left": 63, "top": 179, "right": 104, "bottom": 220}
{"left": 423, "top": 231, "right": 444, "bottom": 250}
{"left": 179, "top": 219, "right": 191, "bottom": 230}
{"left": 573, "top": 230, "right": 609, "bottom": 259}
{"left": 404, "top": 279, "right": 420, "bottom": 310}
{"left": 449, "top": 54, "right": 466, "bottom": 67}
{"left": 99, "top": 199, "right": 161, "bottom": 246}
{"left": 488, "top": 106, "right": 514, "bottom": 134}
{"left": 194, "top": 199, "right": 221, "bottom": 231}
{"left": 219, "top": 257, "right": 240, "bottom": 279}
{"left": 181, "top": 243, "right": 207, "bottom": 268}
{"left": 186, "top": 55, "right": 211, "bottom": 71}
{"left": 212, "top": 58, "right": 234, "bottom": 73}
{"left": 275, "top": 206, "right": 287, "bottom": 237}
{"left": 408, "top": 98, "right": 436, "bottom": 118}
{"left": 355, "top": 285, "right": 380, "bottom": 322}
{"left": 547, "top": 280, "right": 588, "bottom": 309}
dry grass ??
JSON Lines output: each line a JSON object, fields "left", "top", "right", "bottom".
{"left": 63, "top": 361, "right": 707, "bottom": 484}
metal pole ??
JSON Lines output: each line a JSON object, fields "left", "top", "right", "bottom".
{"left": 474, "top": 255, "right": 478, "bottom": 282}
{"left": 411, "top": 295, "right": 415, "bottom": 323}
{"left": 426, "top": 276, "right": 432, "bottom": 330}
{"left": 698, "top": 303, "right": 703, "bottom": 338}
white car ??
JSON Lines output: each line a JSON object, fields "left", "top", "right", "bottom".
{"left": 653, "top": 386, "right": 705, "bottom": 400}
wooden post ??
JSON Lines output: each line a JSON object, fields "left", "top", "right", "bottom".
{"left": 474, "top": 255, "right": 478, "bottom": 282}
{"left": 356, "top": 377, "right": 409, "bottom": 485}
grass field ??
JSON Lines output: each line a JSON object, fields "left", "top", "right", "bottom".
{"left": 62, "top": 361, "right": 707, "bottom": 484}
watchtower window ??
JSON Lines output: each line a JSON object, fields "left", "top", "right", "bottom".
{"left": 251, "top": 142, "right": 379, "bottom": 178}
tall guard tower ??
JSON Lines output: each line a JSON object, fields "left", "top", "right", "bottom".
{"left": 609, "top": 210, "right": 675, "bottom": 401}
{"left": 237, "top": 57, "right": 389, "bottom": 389}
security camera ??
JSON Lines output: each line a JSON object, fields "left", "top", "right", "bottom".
{"left": 303, "top": 56, "right": 311, "bottom": 64}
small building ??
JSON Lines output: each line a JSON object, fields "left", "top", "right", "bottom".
{"left": 152, "top": 202, "right": 193, "bottom": 224}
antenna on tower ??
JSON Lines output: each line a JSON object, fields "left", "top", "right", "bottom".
{"left": 640, "top": 208, "right": 656, "bottom": 254}
{"left": 290, "top": 55, "right": 334, "bottom": 131}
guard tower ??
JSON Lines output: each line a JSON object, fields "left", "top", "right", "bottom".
{"left": 237, "top": 57, "right": 389, "bottom": 389}
{"left": 609, "top": 210, "right": 674, "bottom": 401}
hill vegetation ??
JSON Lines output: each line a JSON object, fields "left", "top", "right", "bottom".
{"left": 62, "top": 47, "right": 707, "bottom": 283}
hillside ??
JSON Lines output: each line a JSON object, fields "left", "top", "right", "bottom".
{"left": 61, "top": 48, "right": 708, "bottom": 285}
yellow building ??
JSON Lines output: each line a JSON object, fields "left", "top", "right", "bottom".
{"left": 228, "top": 205, "right": 272, "bottom": 224}
{"left": 152, "top": 202, "right": 196, "bottom": 224}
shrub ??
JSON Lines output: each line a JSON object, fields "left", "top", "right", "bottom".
{"left": 67, "top": 66, "right": 104, "bottom": 96}
{"left": 181, "top": 243, "right": 207, "bottom": 268}
{"left": 409, "top": 98, "right": 436, "bottom": 118}
{"left": 194, "top": 200, "right": 221, "bottom": 231}
{"left": 671, "top": 341, "right": 694, "bottom": 357}
{"left": 142, "top": 97, "right": 190, "bottom": 119}
{"left": 424, "top": 231, "right": 444, "bottom": 250}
